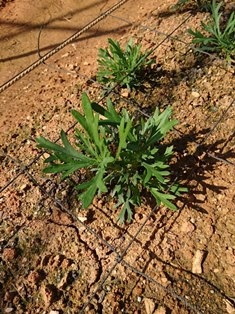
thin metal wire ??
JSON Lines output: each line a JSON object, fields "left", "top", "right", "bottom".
{"left": 198, "top": 99, "right": 235, "bottom": 146}
{"left": 121, "top": 260, "right": 203, "bottom": 314}
{"left": 207, "top": 152, "right": 235, "bottom": 167}
{"left": 2, "top": 104, "right": 232, "bottom": 309}
{"left": 1, "top": 7, "right": 234, "bottom": 313}
{"left": 110, "top": 14, "right": 235, "bottom": 75}
{"left": 110, "top": 14, "right": 188, "bottom": 44}
{"left": 0, "top": 0, "right": 129, "bottom": 94}
{"left": 12, "top": 122, "right": 235, "bottom": 309}
{"left": 1, "top": 113, "right": 230, "bottom": 312}
{"left": 4, "top": 155, "right": 204, "bottom": 314}
{"left": 79, "top": 190, "right": 203, "bottom": 314}
{"left": 4, "top": 87, "right": 229, "bottom": 312}
{"left": 1, "top": 151, "right": 229, "bottom": 312}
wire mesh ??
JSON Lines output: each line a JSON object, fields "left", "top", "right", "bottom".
{"left": 1, "top": 1, "right": 235, "bottom": 313}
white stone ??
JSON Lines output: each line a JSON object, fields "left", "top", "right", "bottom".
{"left": 192, "top": 250, "right": 206, "bottom": 274}
{"left": 191, "top": 91, "right": 200, "bottom": 98}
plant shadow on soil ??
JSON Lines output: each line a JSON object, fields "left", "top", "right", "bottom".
{"left": 150, "top": 0, "right": 235, "bottom": 19}
{"left": 65, "top": 124, "right": 234, "bottom": 234}
{"left": 0, "top": 23, "right": 132, "bottom": 63}
{"left": 147, "top": 53, "right": 219, "bottom": 91}
{"left": 168, "top": 130, "right": 235, "bottom": 212}
{"left": 107, "top": 55, "right": 234, "bottom": 215}
{"left": 153, "top": 4, "right": 210, "bottom": 19}
{"left": 113, "top": 55, "right": 225, "bottom": 125}
{"left": 124, "top": 249, "right": 232, "bottom": 313}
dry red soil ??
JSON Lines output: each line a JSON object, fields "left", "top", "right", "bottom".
{"left": 0, "top": 0, "right": 234, "bottom": 313}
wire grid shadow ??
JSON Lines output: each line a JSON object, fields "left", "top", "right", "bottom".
{"left": 1, "top": 2, "right": 235, "bottom": 314}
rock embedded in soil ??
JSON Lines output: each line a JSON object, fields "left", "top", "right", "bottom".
{"left": 160, "top": 273, "right": 171, "bottom": 287}
{"left": 180, "top": 220, "right": 195, "bottom": 233}
{"left": 191, "top": 91, "right": 200, "bottom": 98}
{"left": 4, "top": 308, "right": 14, "bottom": 313}
{"left": 120, "top": 88, "right": 130, "bottom": 98}
{"left": 144, "top": 297, "right": 156, "bottom": 314}
{"left": 192, "top": 250, "right": 206, "bottom": 274}
{"left": 154, "top": 305, "right": 167, "bottom": 314}
{"left": 51, "top": 207, "right": 73, "bottom": 224}
{"left": 57, "top": 270, "right": 76, "bottom": 289}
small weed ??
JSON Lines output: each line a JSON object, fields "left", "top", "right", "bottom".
{"left": 36, "top": 93, "right": 186, "bottom": 223}
{"left": 188, "top": 0, "right": 235, "bottom": 62}
{"left": 97, "top": 38, "right": 155, "bottom": 90}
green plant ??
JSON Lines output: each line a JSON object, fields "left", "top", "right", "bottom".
{"left": 36, "top": 93, "right": 186, "bottom": 223}
{"left": 97, "top": 38, "right": 155, "bottom": 90}
{"left": 188, "top": 0, "right": 235, "bottom": 62}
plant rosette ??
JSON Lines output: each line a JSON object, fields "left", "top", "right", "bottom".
{"left": 36, "top": 93, "right": 186, "bottom": 223}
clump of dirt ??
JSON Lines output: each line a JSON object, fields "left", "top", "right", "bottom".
{"left": 0, "top": 0, "right": 13, "bottom": 9}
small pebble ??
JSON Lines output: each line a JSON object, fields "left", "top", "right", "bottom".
{"left": 19, "top": 184, "right": 28, "bottom": 191}
{"left": 61, "top": 52, "right": 69, "bottom": 58}
{"left": 5, "top": 309, "right": 14, "bottom": 313}
{"left": 155, "top": 306, "right": 167, "bottom": 314}
{"left": 121, "top": 90, "right": 130, "bottom": 98}
{"left": 191, "top": 91, "right": 200, "bottom": 98}
{"left": 192, "top": 250, "right": 206, "bottom": 274}
{"left": 144, "top": 297, "right": 155, "bottom": 314}
{"left": 180, "top": 220, "right": 195, "bottom": 233}
{"left": 77, "top": 216, "right": 87, "bottom": 222}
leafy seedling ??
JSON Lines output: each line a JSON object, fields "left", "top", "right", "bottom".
{"left": 36, "top": 93, "right": 186, "bottom": 223}
{"left": 188, "top": 0, "right": 235, "bottom": 62}
{"left": 97, "top": 38, "right": 155, "bottom": 90}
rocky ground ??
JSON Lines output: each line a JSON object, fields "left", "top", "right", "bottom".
{"left": 0, "top": 0, "right": 235, "bottom": 313}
